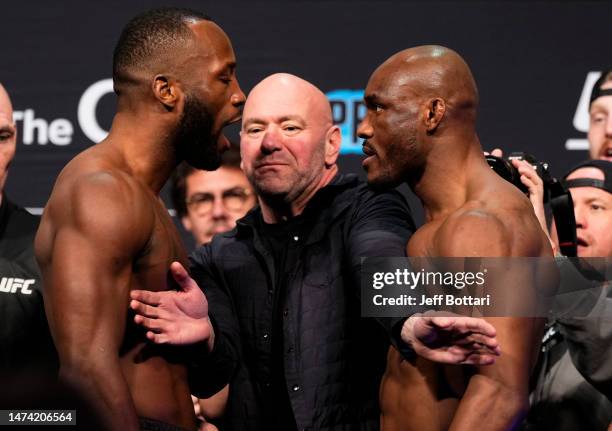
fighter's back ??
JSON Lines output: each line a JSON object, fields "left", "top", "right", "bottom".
{"left": 35, "top": 142, "right": 195, "bottom": 430}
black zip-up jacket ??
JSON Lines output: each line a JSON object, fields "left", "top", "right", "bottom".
{"left": 0, "top": 196, "right": 57, "bottom": 385}
{"left": 189, "top": 174, "right": 415, "bottom": 431}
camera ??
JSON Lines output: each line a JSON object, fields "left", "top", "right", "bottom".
{"left": 485, "top": 152, "right": 554, "bottom": 201}
{"left": 486, "top": 152, "right": 578, "bottom": 257}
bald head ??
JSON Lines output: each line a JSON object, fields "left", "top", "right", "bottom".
{"left": 244, "top": 73, "right": 333, "bottom": 127}
{"left": 0, "top": 84, "right": 13, "bottom": 118}
{"left": 372, "top": 45, "right": 478, "bottom": 125}
{"left": 0, "top": 83, "right": 17, "bottom": 194}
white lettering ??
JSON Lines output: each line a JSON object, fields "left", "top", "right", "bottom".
{"left": 11, "top": 278, "right": 24, "bottom": 293}
{"left": 13, "top": 110, "right": 74, "bottom": 146}
{"left": 48, "top": 119, "right": 73, "bottom": 146}
{"left": 78, "top": 78, "right": 113, "bottom": 143}
{"left": 22, "top": 109, "right": 48, "bottom": 144}
{"left": 0, "top": 278, "right": 36, "bottom": 295}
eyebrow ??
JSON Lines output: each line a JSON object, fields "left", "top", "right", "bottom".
{"left": 243, "top": 115, "right": 306, "bottom": 128}
{"left": 364, "top": 94, "right": 377, "bottom": 104}
{"left": 219, "top": 61, "right": 236, "bottom": 74}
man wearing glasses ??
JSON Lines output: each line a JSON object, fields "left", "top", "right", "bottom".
{"left": 172, "top": 146, "right": 256, "bottom": 247}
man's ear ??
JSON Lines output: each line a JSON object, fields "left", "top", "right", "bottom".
{"left": 324, "top": 125, "right": 341, "bottom": 167}
{"left": 152, "top": 75, "right": 182, "bottom": 110}
{"left": 424, "top": 98, "right": 446, "bottom": 133}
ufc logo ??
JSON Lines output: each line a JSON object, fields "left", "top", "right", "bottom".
{"left": 0, "top": 277, "right": 35, "bottom": 295}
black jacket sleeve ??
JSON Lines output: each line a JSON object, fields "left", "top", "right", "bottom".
{"left": 187, "top": 243, "right": 242, "bottom": 398}
{"left": 345, "top": 187, "right": 424, "bottom": 358}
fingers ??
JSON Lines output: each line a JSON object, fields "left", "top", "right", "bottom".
{"left": 455, "top": 333, "right": 500, "bottom": 353}
{"left": 491, "top": 148, "right": 503, "bottom": 157}
{"left": 430, "top": 315, "right": 497, "bottom": 337}
{"left": 130, "top": 289, "right": 162, "bottom": 306}
{"left": 519, "top": 174, "right": 537, "bottom": 192}
{"left": 146, "top": 330, "right": 170, "bottom": 344}
{"left": 512, "top": 160, "right": 542, "bottom": 186}
{"left": 422, "top": 344, "right": 498, "bottom": 365}
{"left": 415, "top": 344, "right": 496, "bottom": 365}
{"left": 460, "top": 353, "right": 497, "bottom": 366}
{"left": 134, "top": 315, "right": 163, "bottom": 331}
{"left": 130, "top": 300, "right": 159, "bottom": 318}
{"left": 170, "top": 261, "right": 199, "bottom": 293}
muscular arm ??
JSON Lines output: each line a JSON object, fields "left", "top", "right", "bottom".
{"left": 36, "top": 173, "right": 151, "bottom": 431}
{"left": 347, "top": 189, "right": 500, "bottom": 364}
{"left": 436, "top": 212, "right": 546, "bottom": 431}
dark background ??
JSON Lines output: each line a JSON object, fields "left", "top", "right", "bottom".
{"left": 2, "top": 0, "right": 611, "bottom": 233}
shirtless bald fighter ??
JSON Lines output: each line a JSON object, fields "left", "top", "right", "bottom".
{"left": 358, "top": 46, "right": 552, "bottom": 430}
{"left": 35, "top": 8, "right": 244, "bottom": 431}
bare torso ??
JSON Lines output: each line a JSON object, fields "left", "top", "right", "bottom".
{"left": 379, "top": 177, "right": 550, "bottom": 431}
{"left": 36, "top": 143, "right": 196, "bottom": 430}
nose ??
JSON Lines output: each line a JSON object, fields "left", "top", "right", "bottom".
{"left": 357, "top": 115, "right": 373, "bottom": 140}
{"left": 232, "top": 83, "right": 246, "bottom": 108}
{"left": 606, "top": 113, "right": 612, "bottom": 139}
{"left": 211, "top": 195, "right": 228, "bottom": 220}
{"left": 261, "top": 127, "right": 282, "bottom": 154}
{"left": 574, "top": 203, "right": 587, "bottom": 229}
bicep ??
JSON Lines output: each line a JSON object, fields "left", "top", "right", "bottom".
{"left": 46, "top": 225, "right": 134, "bottom": 363}
{"left": 475, "top": 316, "right": 542, "bottom": 390}
{"left": 42, "top": 176, "right": 151, "bottom": 366}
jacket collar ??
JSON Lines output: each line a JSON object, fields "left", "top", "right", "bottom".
{"left": 232, "top": 173, "right": 359, "bottom": 244}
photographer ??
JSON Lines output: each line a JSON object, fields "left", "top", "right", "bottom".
{"left": 518, "top": 159, "right": 612, "bottom": 430}
{"left": 491, "top": 68, "right": 612, "bottom": 429}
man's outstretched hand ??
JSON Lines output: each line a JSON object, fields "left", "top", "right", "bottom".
{"left": 130, "top": 262, "right": 214, "bottom": 351}
{"left": 401, "top": 311, "right": 501, "bottom": 365}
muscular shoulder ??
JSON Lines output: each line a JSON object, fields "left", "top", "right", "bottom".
{"left": 434, "top": 207, "right": 513, "bottom": 257}
{"left": 41, "top": 161, "right": 155, "bottom": 255}
{"left": 434, "top": 196, "right": 547, "bottom": 257}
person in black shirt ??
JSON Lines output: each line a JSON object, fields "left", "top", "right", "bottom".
{"left": 0, "top": 83, "right": 57, "bottom": 394}
{"left": 130, "top": 73, "right": 501, "bottom": 430}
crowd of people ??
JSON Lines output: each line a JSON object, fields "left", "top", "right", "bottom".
{"left": 0, "top": 7, "right": 610, "bottom": 431}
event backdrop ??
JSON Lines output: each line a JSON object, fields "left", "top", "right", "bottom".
{"left": 2, "top": 1, "right": 611, "bottom": 233}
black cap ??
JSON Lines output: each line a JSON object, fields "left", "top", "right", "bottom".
{"left": 562, "top": 160, "right": 612, "bottom": 194}
{"left": 589, "top": 69, "right": 612, "bottom": 106}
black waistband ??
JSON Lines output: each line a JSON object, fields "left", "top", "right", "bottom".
{"left": 138, "top": 417, "right": 192, "bottom": 431}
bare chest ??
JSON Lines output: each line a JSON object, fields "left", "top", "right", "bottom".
{"left": 132, "top": 202, "right": 188, "bottom": 293}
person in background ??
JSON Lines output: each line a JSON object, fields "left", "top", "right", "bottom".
{"left": 587, "top": 69, "right": 612, "bottom": 162}
{"left": 501, "top": 70, "right": 612, "bottom": 430}
{"left": 517, "top": 160, "right": 612, "bottom": 430}
{"left": 0, "top": 82, "right": 57, "bottom": 393}
{"left": 171, "top": 145, "right": 255, "bottom": 431}
{"left": 172, "top": 145, "right": 256, "bottom": 248}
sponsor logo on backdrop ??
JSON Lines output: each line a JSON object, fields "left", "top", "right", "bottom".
{"left": 566, "top": 71, "right": 602, "bottom": 152}
{"left": 11, "top": 75, "right": 604, "bottom": 154}
{"left": 326, "top": 89, "right": 366, "bottom": 155}
{"left": 14, "top": 83, "right": 369, "bottom": 153}
{"left": 13, "top": 78, "right": 113, "bottom": 146}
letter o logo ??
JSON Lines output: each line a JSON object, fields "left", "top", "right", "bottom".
{"left": 78, "top": 79, "right": 113, "bottom": 143}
